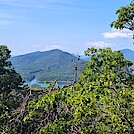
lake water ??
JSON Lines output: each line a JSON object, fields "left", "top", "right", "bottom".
{"left": 24, "top": 78, "right": 69, "bottom": 87}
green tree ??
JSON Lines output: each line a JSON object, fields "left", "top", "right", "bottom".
{"left": 74, "top": 48, "right": 134, "bottom": 133}
{"left": 24, "top": 48, "right": 134, "bottom": 133}
{"left": 111, "top": 0, "right": 134, "bottom": 39}
{"left": 0, "top": 45, "right": 24, "bottom": 133}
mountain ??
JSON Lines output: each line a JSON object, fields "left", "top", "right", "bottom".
{"left": 10, "top": 49, "right": 86, "bottom": 82}
{"left": 10, "top": 48, "right": 134, "bottom": 82}
{"left": 120, "top": 49, "right": 134, "bottom": 62}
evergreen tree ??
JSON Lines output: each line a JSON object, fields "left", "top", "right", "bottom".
{"left": 0, "top": 45, "right": 24, "bottom": 133}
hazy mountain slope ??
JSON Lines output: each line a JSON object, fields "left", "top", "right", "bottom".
{"left": 10, "top": 49, "right": 86, "bottom": 82}
{"left": 120, "top": 49, "right": 134, "bottom": 62}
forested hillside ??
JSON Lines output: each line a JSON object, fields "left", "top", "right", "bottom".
{"left": 10, "top": 49, "right": 86, "bottom": 82}
{"left": 10, "top": 48, "right": 134, "bottom": 82}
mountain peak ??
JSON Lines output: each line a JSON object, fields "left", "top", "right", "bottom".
{"left": 10, "top": 49, "right": 86, "bottom": 82}
{"left": 120, "top": 48, "right": 134, "bottom": 53}
{"left": 46, "top": 49, "right": 63, "bottom": 53}
{"left": 119, "top": 49, "right": 134, "bottom": 62}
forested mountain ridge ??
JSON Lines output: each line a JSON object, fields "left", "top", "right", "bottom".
{"left": 10, "top": 49, "right": 86, "bottom": 82}
{"left": 10, "top": 48, "right": 134, "bottom": 82}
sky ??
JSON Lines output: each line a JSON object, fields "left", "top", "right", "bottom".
{"left": 0, "top": 0, "right": 133, "bottom": 55}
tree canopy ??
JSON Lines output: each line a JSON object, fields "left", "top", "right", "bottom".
{"left": 111, "top": 0, "right": 134, "bottom": 39}
{"left": 0, "top": 45, "right": 24, "bottom": 133}
{"left": 24, "top": 48, "right": 134, "bottom": 133}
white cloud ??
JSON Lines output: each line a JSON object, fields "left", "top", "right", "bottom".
{"left": 103, "top": 32, "right": 130, "bottom": 39}
{"left": 86, "top": 41, "right": 112, "bottom": 48}
{"left": 103, "top": 29, "right": 133, "bottom": 39}
{"left": 44, "top": 45, "right": 66, "bottom": 51}
{"left": 30, "top": 44, "right": 66, "bottom": 52}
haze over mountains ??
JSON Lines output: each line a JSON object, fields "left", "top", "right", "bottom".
{"left": 10, "top": 48, "right": 134, "bottom": 82}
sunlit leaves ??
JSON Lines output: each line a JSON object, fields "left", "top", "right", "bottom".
{"left": 111, "top": 0, "right": 134, "bottom": 39}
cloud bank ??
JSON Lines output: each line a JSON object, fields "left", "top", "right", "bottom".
{"left": 31, "top": 44, "right": 66, "bottom": 51}
{"left": 103, "top": 29, "right": 133, "bottom": 39}
{"left": 44, "top": 45, "right": 64, "bottom": 50}
{"left": 86, "top": 41, "right": 113, "bottom": 48}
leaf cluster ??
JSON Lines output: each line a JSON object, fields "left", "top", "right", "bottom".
{"left": 111, "top": 0, "right": 134, "bottom": 39}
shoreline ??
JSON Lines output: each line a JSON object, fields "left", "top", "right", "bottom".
{"left": 25, "top": 78, "right": 73, "bottom": 83}
{"left": 24, "top": 79, "right": 73, "bottom": 87}
{"left": 37, "top": 80, "right": 72, "bottom": 83}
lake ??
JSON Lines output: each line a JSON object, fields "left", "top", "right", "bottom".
{"left": 24, "top": 78, "right": 70, "bottom": 87}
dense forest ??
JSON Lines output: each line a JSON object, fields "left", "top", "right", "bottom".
{"left": 10, "top": 49, "right": 86, "bottom": 82}
{"left": 0, "top": 1, "right": 134, "bottom": 134}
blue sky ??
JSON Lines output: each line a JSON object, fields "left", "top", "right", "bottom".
{"left": 0, "top": 0, "right": 133, "bottom": 55}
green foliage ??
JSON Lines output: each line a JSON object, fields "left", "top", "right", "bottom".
{"left": 0, "top": 45, "right": 24, "bottom": 133}
{"left": 24, "top": 48, "right": 134, "bottom": 133}
{"left": 23, "top": 85, "right": 74, "bottom": 133}
{"left": 111, "top": 0, "right": 134, "bottom": 39}
{"left": 74, "top": 48, "right": 134, "bottom": 133}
